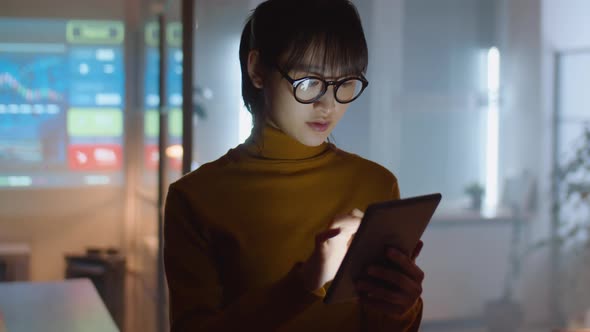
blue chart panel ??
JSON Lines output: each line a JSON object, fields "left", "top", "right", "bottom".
{"left": 0, "top": 53, "right": 67, "bottom": 166}
{"left": 0, "top": 54, "right": 66, "bottom": 104}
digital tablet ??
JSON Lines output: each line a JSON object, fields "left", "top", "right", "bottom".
{"left": 323, "top": 193, "right": 442, "bottom": 304}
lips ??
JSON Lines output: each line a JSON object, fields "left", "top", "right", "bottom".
{"left": 307, "top": 122, "right": 330, "bottom": 132}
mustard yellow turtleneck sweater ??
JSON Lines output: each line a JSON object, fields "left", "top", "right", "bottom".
{"left": 164, "top": 123, "right": 423, "bottom": 331}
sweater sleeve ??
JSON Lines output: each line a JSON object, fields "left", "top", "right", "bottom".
{"left": 163, "top": 185, "right": 321, "bottom": 332}
{"left": 359, "top": 175, "right": 424, "bottom": 331}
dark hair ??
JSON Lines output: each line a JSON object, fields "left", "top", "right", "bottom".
{"left": 239, "top": 0, "right": 369, "bottom": 128}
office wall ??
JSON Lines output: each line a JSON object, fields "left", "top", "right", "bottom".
{"left": 543, "top": 0, "right": 590, "bottom": 50}
{"left": 191, "top": 0, "right": 252, "bottom": 165}
{"left": 0, "top": 190, "right": 125, "bottom": 280}
{"left": 1, "top": 0, "right": 125, "bottom": 18}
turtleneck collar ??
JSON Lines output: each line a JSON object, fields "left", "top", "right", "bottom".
{"left": 242, "top": 122, "right": 331, "bottom": 160}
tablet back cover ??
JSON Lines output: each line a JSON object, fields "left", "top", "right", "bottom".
{"left": 324, "top": 193, "right": 442, "bottom": 304}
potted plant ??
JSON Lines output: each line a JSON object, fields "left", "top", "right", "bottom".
{"left": 465, "top": 182, "right": 485, "bottom": 210}
{"left": 497, "top": 126, "right": 590, "bottom": 330}
{"left": 551, "top": 126, "right": 590, "bottom": 328}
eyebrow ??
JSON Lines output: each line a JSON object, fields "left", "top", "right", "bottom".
{"left": 291, "top": 65, "right": 325, "bottom": 75}
{"left": 290, "top": 65, "right": 358, "bottom": 80}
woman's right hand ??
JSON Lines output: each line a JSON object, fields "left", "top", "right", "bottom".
{"left": 297, "top": 208, "right": 364, "bottom": 292}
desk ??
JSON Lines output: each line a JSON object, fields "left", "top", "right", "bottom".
{"left": 420, "top": 208, "right": 528, "bottom": 323}
{"left": 432, "top": 206, "right": 523, "bottom": 225}
{"left": 0, "top": 278, "right": 119, "bottom": 332}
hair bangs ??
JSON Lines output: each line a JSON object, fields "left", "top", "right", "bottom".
{"left": 253, "top": 0, "right": 368, "bottom": 78}
{"left": 282, "top": 31, "right": 368, "bottom": 78}
{"left": 279, "top": 4, "right": 368, "bottom": 78}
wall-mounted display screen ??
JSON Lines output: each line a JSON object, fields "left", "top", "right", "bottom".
{"left": 0, "top": 19, "right": 125, "bottom": 187}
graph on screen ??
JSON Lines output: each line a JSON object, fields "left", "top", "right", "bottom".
{"left": 0, "top": 19, "right": 125, "bottom": 187}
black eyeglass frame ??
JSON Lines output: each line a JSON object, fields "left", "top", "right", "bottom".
{"left": 275, "top": 65, "right": 369, "bottom": 104}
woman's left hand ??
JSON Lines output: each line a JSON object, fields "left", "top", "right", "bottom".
{"left": 355, "top": 240, "right": 425, "bottom": 318}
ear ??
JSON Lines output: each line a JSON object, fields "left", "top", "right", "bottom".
{"left": 247, "top": 49, "right": 265, "bottom": 89}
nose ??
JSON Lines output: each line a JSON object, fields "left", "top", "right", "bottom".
{"left": 315, "top": 86, "right": 336, "bottom": 115}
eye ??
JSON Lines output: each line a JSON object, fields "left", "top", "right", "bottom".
{"left": 340, "top": 80, "right": 359, "bottom": 89}
{"left": 298, "top": 79, "right": 321, "bottom": 91}
{"left": 308, "top": 80, "right": 321, "bottom": 87}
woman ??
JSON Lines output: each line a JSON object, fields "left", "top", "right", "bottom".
{"left": 164, "top": 0, "right": 425, "bottom": 331}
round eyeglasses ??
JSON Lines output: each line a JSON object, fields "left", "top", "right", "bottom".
{"left": 276, "top": 66, "right": 369, "bottom": 104}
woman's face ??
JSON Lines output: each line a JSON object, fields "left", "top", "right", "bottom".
{"left": 261, "top": 61, "right": 353, "bottom": 147}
